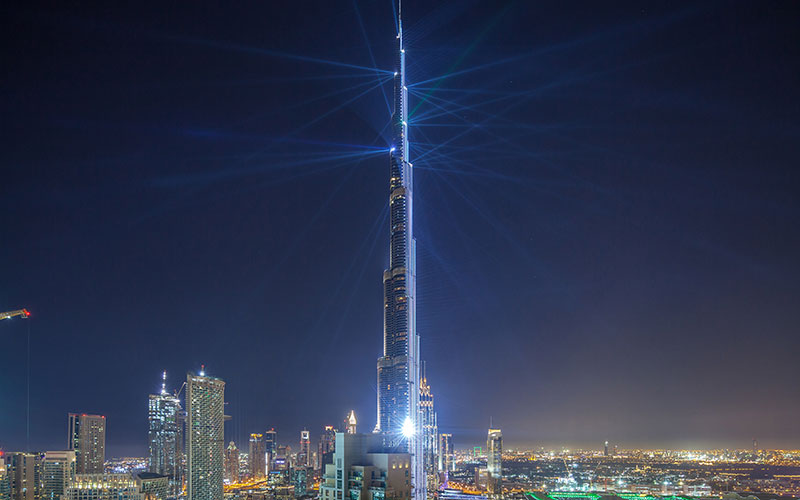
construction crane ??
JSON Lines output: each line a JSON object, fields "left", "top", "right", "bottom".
{"left": 1, "top": 309, "right": 31, "bottom": 321}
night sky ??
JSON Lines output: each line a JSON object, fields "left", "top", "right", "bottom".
{"left": 2, "top": 1, "right": 799, "bottom": 456}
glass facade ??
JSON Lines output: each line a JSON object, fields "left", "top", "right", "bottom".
{"left": 186, "top": 372, "right": 225, "bottom": 500}
{"left": 376, "top": 6, "right": 423, "bottom": 500}
{"left": 147, "top": 392, "right": 182, "bottom": 487}
{"left": 486, "top": 430, "right": 502, "bottom": 497}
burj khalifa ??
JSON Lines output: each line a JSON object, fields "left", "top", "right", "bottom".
{"left": 376, "top": 2, "right": 425, "bottom": 500}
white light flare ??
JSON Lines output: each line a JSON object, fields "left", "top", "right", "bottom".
{"left": 402, "top": 417, "right": 415, "bottom": 438}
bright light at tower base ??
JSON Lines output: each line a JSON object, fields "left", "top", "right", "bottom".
{"left": 402, "top": 417, "right": 415, "bottom": 438}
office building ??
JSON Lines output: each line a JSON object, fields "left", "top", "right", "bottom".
{"left": 486, "top": 429, "right": 502, "bottom": 497}
{"left": 4, "top": 453, "right": 36, "bottom": 500}
{"left": 265, "top": 429, "right": 277, "bottom": 472}
{"left": 346, "top": 411, "right": 356, "bottom": 435}
{"left": 68, "top": 414, "right": 106, "bottom": 474}
{"left": 318, "top": 425, "right": 336, "bottom": 470}
{"left": 319, "top": 433, "right": 411, "bottom": 500}
{"left": 148, "top": 373, "right": 182, "bottom": 489}
{"left": 439, "top": 434, "right": 454, "bottom": 473}
{"left": 64, "top": 473, "right": 143, "bottom": 500}
{"left": 41, "top": 451, "right": 76, "bottom": 500}
{"left": 186, "top": 370, "right": 225, "bottom": 500}
{"left": 0, "top": 454, "right": 8, "bottom": 500}
{"left": 291, "top": 467, "right": 309, "bottom": 498}
{"left": 440, "top": 489, "right": 487, "bottom": 500}
{"left": 224, "top": 442, "right": 239, "bottom": 483}
{"left": 136, "top": 473, "right": 169, "bottom": 500}
{"left": 249, "top": 434, "right": 266, "bottom": 480}
{"left": 298, "top": 430, "right": 310, "bottom": 468}
{"left": 420, "top": 367, "right": 438, "bottom": 493}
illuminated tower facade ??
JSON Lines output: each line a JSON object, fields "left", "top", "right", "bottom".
{"left": 249, "top": 434, "right": 265, "bottom": 480}
{"left": 419, "top": 367, "right": 438, "bottom": 493}
{"left": 376, "top": 2, "right": 423, "bottom": 500}
{"left": 438, "top": 434, "right": 453, "bottom": 473}
{"left": 486, "top": 429, "right": 502, "bottom": 497}
{"left": 67, "top": 413, "right": 106, "bottom": 474}
{"left": 264, "top": 429, "right": 277, "bottom": 471}
{"left": 42, "top": 451, "right": 76, "bottom": 500}
{"left": 225, "top": 442, "right": 239, "bottom": 483}
{"left": 299, "top": 429, "right": 310, "bottom": 467}
{"left": 318, "top": 425, "right": 336, "bottom": 470}
{"left": 347, "top": 411, "right": 357, "bottom": 435}
{"left": 186, "top": 371, "right": 225, "bottom": 500}
{"left": 148, "top": 372, "right": 182, "bottom": 490}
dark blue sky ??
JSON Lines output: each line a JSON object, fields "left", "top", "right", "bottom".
{"left": 1, "top": 1, "right": 799, "bottom": 456}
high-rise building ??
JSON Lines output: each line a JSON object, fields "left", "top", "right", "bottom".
{"left": 148, "top": 373, "right": 182, "bottom": 491}
{"left": 439, "top": 434, "right": 454, "bottom": 473}
{"left": 68, "top": 414, "right": 106, "bottom": 474}
{"left": 375, "top": 4, "right": 423, "bottom": 500}
{"left": 0, "top": 454, "right": 8, "bottom": 500}
{"left": 486, "top": 429, "right": 502, "bottom": 497}
{"left": 264, "top": 429, "right": 277, "bottom": 472}
{"left": 319, "top": 433, "right": 411, "bottom": 500}
{"left": 4, "top": 453, "right": 36, "bottom": 500}
{"left": 64, "top": 474, "right": 143, "bottom": 500}
{"left": 604, "top": 441, "right": 609, "bottom": 457}
{"left": 249, "top": 434, "right": 265, "bottom": 480}
{"left": 41, "top": 451, "right": 76, "bottom": 500}
{"left": 224, "top": 442, "right": 239, "bottom": 483}
{"left": 186, "top": 370, "right": 225, "bottom": 500}
{"left": 346, "top": 411, "right": 357, "bottom": 435}
{"left": 298, "top": 430, "right": 310, "bottom": 468}
{"left": 420, "top": 366, "right": 438, "bottom": 493}
{"left": 317, "top": 425, "right": 336, "bottom": 470}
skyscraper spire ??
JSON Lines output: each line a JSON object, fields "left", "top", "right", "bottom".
{"left": 377, "top": 2, "right": 424, "bottom": 500}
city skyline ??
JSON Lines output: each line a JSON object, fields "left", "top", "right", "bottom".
{"left": 2, "top": 0, "right": 800, "bottom": 458}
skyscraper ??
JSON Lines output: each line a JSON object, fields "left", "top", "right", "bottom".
{"left": 148, "top": 372, "right": 182, "bottom": 490}
{"left": 298, "top": 430, "right": 310, "bottom": 468}
{"left": 224, "top": 442, "right": 239, "bottom": 483}
{"left": 317, "top": 425, "right": 336, "bottom": 470}
{"left": 346, "top": 411, "right": 357, "bottom": 435}
{"left": 0, "top": 454, "right": 8, "bottom": 500}
{"left": 486, "top": 429, "right": 502, "bottom": 497}
{"left": 186, "top": 370, "right": 225, "bottom": 500}
{"left": 249, "top": 434, "right": 265, "bottom": 480}
{"left": 67, "top": 414, "right": 106, "bottom": 474}
{"left": 375, "top": 3, "right": 423, "bottom": 500}
{"left": 420, "top": 366, "right": 438, "bottom": 493}
{"left": 264, "top": 429, "right": 277, "bottom": 471}
{"left": 4, "top": 453, "right": 36, "bottom": 500}
{"left": 42, "top": 451, "right": 76, "bottom": 500}
{"left": 439, "top": 433, "right": 454, "bottom": 473}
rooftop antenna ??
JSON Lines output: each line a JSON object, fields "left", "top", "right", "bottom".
{"left": 161, "top": 370, "right": 167, "bottom": 395}
{"left": 200, "top": 364, "right": 206, "bottom": 376}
